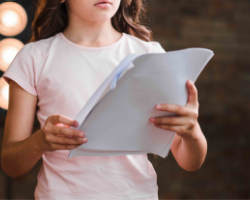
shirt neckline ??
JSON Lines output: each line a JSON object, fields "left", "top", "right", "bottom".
{"left": 59, "top": 32, "right": 126, "bottom": 50}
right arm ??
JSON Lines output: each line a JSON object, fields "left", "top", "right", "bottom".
{"left": 1, "top": 80, "right": 87, "bottom": 178}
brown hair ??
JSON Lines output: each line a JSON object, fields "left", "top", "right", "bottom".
{"left": 28, "top": 0, "right": 154, "bottom": 43}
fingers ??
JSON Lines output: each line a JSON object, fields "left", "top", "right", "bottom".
{"left": 46, "top": 133, "right": 87, "bottom": 145}
{"left": 186, "top": 80, "right": 198, "bottom": 107}
{"left": 44, "top": 123, "right": 85, "bottom": 138}
{"left": 54, "top": 125, "right": 84, "bottom": 137}
{"left": 154, "top": 124, "right": 191, "bottom": 136}
{"left": 154, "top": 124, "right": 181, "bottom": 133}
{"left": 155, "top": 104, "right": 190, "bottom": 116}
{"left": 49, "top": 115, "right": 79, "bottom": 128}
{"left": 150, "top": 116, "right": 186, "bottom": 126}
{"left": 154, "top": 124, "right": 196, "bottom": 139}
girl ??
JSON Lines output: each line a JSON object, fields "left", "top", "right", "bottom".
{"left": 1, "top": 0, "right": 207, "bottom": 199}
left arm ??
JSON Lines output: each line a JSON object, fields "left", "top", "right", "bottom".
{"left": 149, "top": 80, "right": 207, "bottom": 171}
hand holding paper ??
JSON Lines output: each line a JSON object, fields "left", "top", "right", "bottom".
{"left": 68, "top": 48, "right": 214, "bottom": 159}
{"left": 150, "top": 79, "right": 200, "bottom": 140}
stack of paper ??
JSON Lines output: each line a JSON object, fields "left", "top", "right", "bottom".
{"left": 68, "top": 48, "right": 214, "bottom": 159}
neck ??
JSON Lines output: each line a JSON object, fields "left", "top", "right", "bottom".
{"left": 62, "top": 14, "right": 122, "bottom": 47}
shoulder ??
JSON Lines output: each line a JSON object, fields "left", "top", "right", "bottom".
{"left": 124, "top": 33, "right": 166, "bottom": 53}
{"left": 12, "top": 33, "right": 58, "bottom": 72}
{"left": 150, "top": 41, "right": 166, "bottom": 53}
{"left": 18, "top": 33, "right": 57, "bottom": 57}
{"left": 31, "top": 33, "right": 58, "bottom": 58}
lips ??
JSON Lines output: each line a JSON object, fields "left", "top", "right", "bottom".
{"left": 94, "top": 0, "right": 111, "bottom": 5}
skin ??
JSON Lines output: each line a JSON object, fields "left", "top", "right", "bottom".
{"left": 149, "top": 80, "right": 207, "bottom": 171}
{"left": 61, "top": 0, "right": 123, "bottom": 47}
{"left": 1, "top": 0, "right": 206, "bottom": 178}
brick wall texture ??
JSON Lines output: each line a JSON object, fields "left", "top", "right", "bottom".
{"left": 0, "top": 0, "right": 249, "bottom": 199}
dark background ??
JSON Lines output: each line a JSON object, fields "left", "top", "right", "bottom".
{"left": 0, "top": 0, "right": 249, "bottom": 199}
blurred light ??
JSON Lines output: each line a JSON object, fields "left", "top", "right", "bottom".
{"left": 0, "top": 2, "right": 27, "bottom": 36}
{"left": 1, "top": 10, "right": 19, "bottom": 28}
{"left": 0, "top": 38, "right": 24, "bottom": 72}
{"left": 0, "top": 84, "right": 8, "bottom": 101}
{"left": 1, "top": 46, "right": 19, "bottom": 64}
{"left": 0, "top": 77, "right": 9, "bottom": 110}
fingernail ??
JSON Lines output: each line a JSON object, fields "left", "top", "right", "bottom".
{"left": 150, "top": 118, "right": 156, "bottom": 122}
{"left": 75, "top": 121, "right": 79, "bottom": 127}
{"left": 156, "top": 104, "right": 162, "bottom": 109}
{"left": 82, "top": 138, "right": 87, "bottom": 142}
{"left": 79, "top": 132, "right": 84, "bottom": 137}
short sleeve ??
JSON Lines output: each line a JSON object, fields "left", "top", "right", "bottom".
{"left": 2, "top": 42, "right": 37, "bottom": 96}
{"left": 149, "top": 41, "right": 166, "bottom": 53}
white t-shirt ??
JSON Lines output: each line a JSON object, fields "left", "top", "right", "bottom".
{"left": 3, "top": 31, "right": 166, "bottom": 199}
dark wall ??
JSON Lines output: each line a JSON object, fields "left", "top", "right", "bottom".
{"left": 147, "top": 0, "right": 250, "bottom": 199}
{"left": 0, "top": 0, "right": 249, "bottom": 199}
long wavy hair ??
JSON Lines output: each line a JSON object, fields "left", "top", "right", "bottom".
{"left": 28, "top": 0, "right": 154, "bottom": 43}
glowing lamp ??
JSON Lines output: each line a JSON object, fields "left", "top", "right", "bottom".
{"left": 0, "top": 38, "right": 24, "bottom": 72}
{"left": 0, "top": 77, "right": 9, "bottom": 110}
{"left": 0, "top": 2, "right": 27, "bottom": 36}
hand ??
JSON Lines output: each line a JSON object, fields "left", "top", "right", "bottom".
{"left": 149, "top": 80, "right": 199, "bottom": 140}
{"left": 37, "top": 115, "right": 88, "bottom": 152}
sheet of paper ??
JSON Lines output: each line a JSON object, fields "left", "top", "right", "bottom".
{"left": 71, "top": 53, "right": 142, "bottom": 129}
{"left": 68, "top": 48, "right": 214, "bottom": 159}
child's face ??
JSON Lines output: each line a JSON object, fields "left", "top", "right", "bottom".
{"left": 65, "top": 0, "right": 121, "bottom": 22}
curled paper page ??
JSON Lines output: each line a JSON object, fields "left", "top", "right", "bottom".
{"left": 69, "top": 53, "right": 143, "bottom": 131}
{"left": 68, "top": 48, "right": 214, "bottom": 159}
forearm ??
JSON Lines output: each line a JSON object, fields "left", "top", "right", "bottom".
{"left": 174, "top": 123, "right": 207, "bottom": 171}
{"left": 1, "top": 129, "right": 44, "bottom": 178}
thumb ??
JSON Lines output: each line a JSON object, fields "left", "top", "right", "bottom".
{"left": 186, "top": 80, "right": 198, "bottom": 107}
